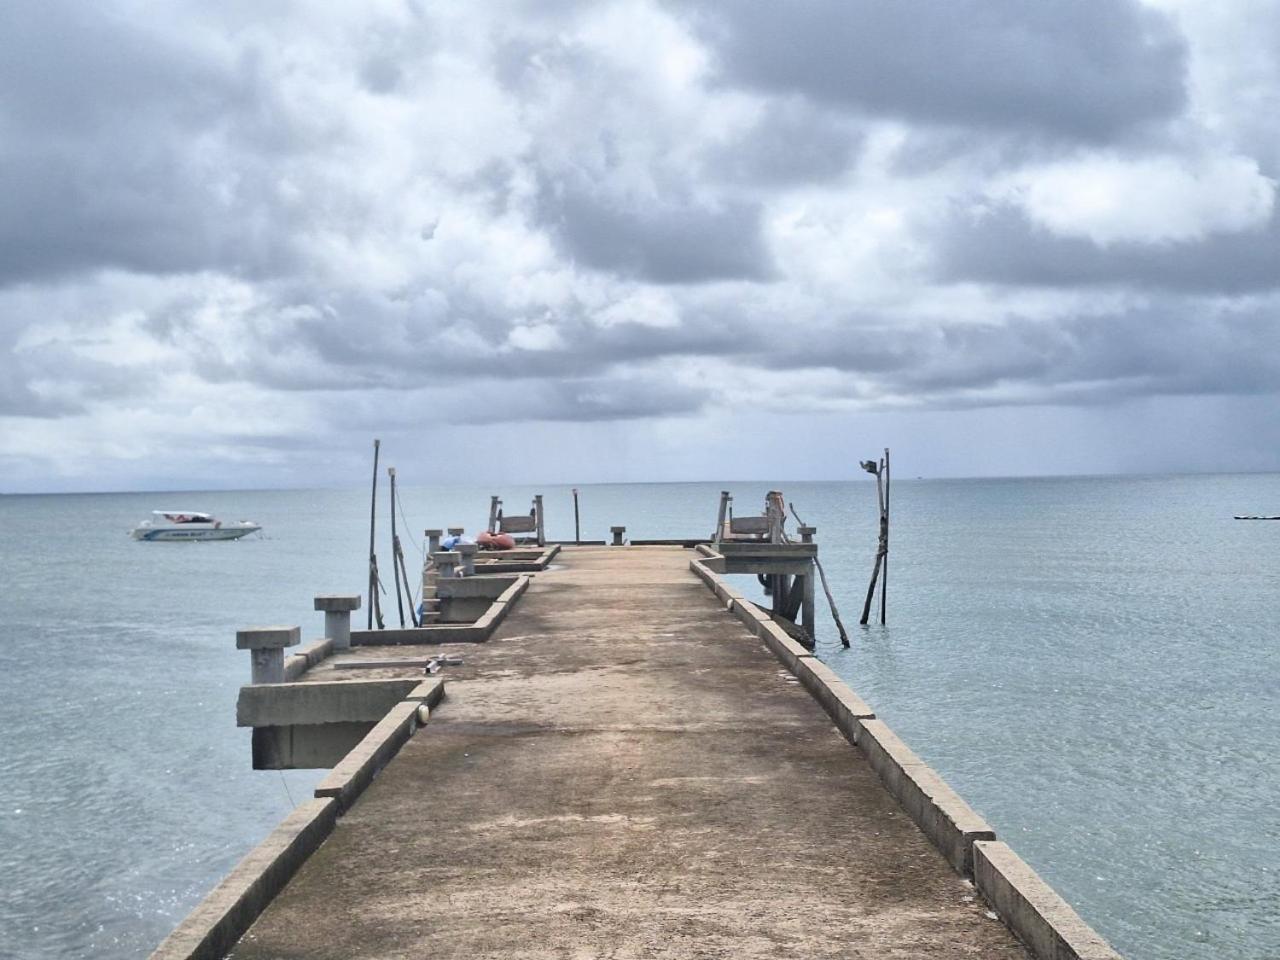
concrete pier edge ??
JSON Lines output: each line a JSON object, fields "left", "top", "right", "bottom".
{"left": 974, "top": 841, "right": 1124, "bottom": 960}
{"left": 688, "top": 550, "right": 1121, "bottom": 960}
{"left": 283, "top": 637, "right": 335, "bottom": 682}
{"left": 153, "top": 680, "right": 446, "bottom": 960}
{"left": 147, "top": 797, "right": 339, "bottom": 960}
{"left": 312, "top": 679, "right": 443, "bottom": 812}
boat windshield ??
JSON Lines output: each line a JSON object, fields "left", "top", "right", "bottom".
{"left": 160, "top": 512, "right": 214, "bottom": 523}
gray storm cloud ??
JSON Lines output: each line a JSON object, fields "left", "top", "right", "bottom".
{"left": 1, "top": 0, "right": 1278, "bottom": 487}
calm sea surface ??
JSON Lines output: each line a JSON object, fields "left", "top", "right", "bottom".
{"left": 1, "top": 475, "right": 1277, "bottom": 959}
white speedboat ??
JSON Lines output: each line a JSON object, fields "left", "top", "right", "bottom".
{"left": 130, "top": 510, "right": 261, "bottom": 542}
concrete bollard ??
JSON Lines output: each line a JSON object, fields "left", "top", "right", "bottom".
{"left": 799, "top": 525, "right": 817, "bottom": 544}
{"left": 236, "top": 626, "right": 301, "bottom": 684}
{"left": 455, "top": 542, "right": 477, "bottom": 576}
{"left": 313, "top": 594, "right": 361, "bottom": 650}
{"left": 611, "top": 525, "right": 626, "bottom": 546}
{"left": 447, "top": 526, "right": 465, "bottom": 538}
{"left": 425, "top": 529, "right": 443, "bottom": 555}
{"left": 432, "top": 550, "right": 461, "bottom": 580}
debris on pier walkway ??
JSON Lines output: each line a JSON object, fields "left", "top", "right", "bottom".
{"left": 226, "top": 546, "right": 1028, "bottom": 959}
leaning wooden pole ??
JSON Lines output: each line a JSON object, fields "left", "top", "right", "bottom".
{"left": 789, "top": 502, "right": 850, "bottom": 647}
{"left": 367, "top": 439, "right": 380, "bottom": 629}
{"left": 389, "top": 467, "right": 406, "bottom": 628}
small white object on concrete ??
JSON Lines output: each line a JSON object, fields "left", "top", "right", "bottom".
{"left": 236, "top": 626, "right": 301, "bottom": 684}
{"left": 313, "top": 594, "right": 361, "bottom": 650}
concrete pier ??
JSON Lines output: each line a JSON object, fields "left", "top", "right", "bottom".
{"left": 199, "top": 547, "right": 1043, "bottom": 959}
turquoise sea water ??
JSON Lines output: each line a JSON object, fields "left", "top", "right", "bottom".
{"left": 1, "top": 475, "right": 1277, "bottom": 959}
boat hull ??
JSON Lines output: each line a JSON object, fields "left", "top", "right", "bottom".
{"left": 131, "top": 525, "right": 260, "bottom": 542}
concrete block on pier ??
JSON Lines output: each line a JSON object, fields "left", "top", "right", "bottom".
{"left": 148, "top": 797, "right": 337, "bottom": 960}
{"left": 235, "top": 626, "right": 300, "bottom": 649}
{"left": 792, "top": 657, "right": 875, "bottom": 742}
{"left": 856, "top": 719, "right": 995, "bottom": 876}
{"left": 757, "top": 621, "right": 814, "bottom": 674}
{"left": 973, "top": 841, "right": 1123, "bottom": 960}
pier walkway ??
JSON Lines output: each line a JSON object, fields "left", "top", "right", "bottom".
{"left": 228, "top": 546, "right": 1027, "bottom": 958}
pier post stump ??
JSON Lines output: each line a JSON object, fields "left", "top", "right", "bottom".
{"left": 432, "top": 551, "right": 461, "bottom": 580}
{"left": 799, "top": 525, "right": 816, "bottom": 544}
{"left": 313, "top": 595, "right": 361, "bottom": 650}
{"left": 425, "top": 529, "right": 443, "bottom": 555}
{"left": 456, "top": 542, "right": 477, "bottom": 576}
{"left": 802, "top": 571, "right": 816, "bottom": 637}
{"left": 447, "top": 527, "right": 465, "bottom": 539}
{"left": 236, "top": 626, "right": 300, "bottom": 684}
{"left": 611, "top": 526, "right": 626, "bottom": 546}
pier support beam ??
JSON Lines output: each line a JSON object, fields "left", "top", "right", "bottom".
{"left": 314, "top": 595, "right": 361, "bottom": 650}
{"left": 237, "top": 626, "right": 301, "bottom": 684}
{"left": 802, "top": 572, "right": 816, "bottom": 637}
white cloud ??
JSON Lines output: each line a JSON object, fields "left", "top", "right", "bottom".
{"left": 996, "top": 152, "right": 1275, "bottom": 246}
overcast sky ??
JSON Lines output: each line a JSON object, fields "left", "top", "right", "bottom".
{"left": 3, "top": 0, "right": 1279, "bottom": 492}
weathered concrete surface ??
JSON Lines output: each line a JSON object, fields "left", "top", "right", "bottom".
{"left": 229, "top": 547, "right": 1027, "bottom": 959}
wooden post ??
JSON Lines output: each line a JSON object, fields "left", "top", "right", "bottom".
{"left": 389, "top": 467, "right": 405, "bottom": 629}
{"left": 715, "top": 491, "right": 730, "bottom": 543}
{"left": 535, "top": 495, "right": 545, "bottom": 547}
{"left": 573, "top": 488, "right": 580, "bottom": 544}
{"left": 880, "top": 447, "right": 890, "bottom": 626}
{"left": 488, "top": 496, "right": 500, "bottom": 535}
{"left": 859, "top": 449, "right": 891, "bottom": 626}
{"left": 802, "top": 570, "right": 816, "bottom": 638}
{"left": 366, "top": 437, "right": 378, "bottom": 632}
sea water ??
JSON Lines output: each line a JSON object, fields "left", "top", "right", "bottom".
{"left": 0, "top": 475, "right": 1277, "bottom": 959}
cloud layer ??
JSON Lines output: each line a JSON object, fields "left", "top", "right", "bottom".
{"left": 2, "top": 0, "right": 1279, "bottom": 488}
